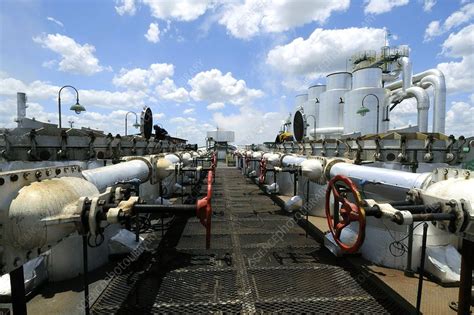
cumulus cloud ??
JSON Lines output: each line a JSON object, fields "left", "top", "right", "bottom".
{"left": 113, "top": 63, "right": 174, "bottom": 90}
{"left": 0, "top": 74, "right": 148, "bottom": 110}
{"left": 266, "top": 27, "right": 386, "bottom": 77}
{"left": 218, "top": 0, "right": 349, "bottom": 39}
{"left": 445, "top": 100, "right": 474, "bottom": 136}
{"left": 115, "top": 0, "right": 137, "bottom": 16}
{"left": 142, "top": 0, "right": 214, "bottom": 21}
{"left": 423, "top": 0, "right": 436, "bottom": 12}
{"left": 155, "top": 78, "right": 190, "bottom": 102}
{"left": 213, "top": 106, "right": 285, "bottom": 144}
{"left": 188, "top": 69, "right": 264, "bottom": 105}
{"left": 424, "top": 2, "right": 474, "bottom": 40}
{"left": 145, "top": 22, "right": 160, "bottom": 43}
{"left": 364, "top": 0, "right": 409, "bottom": 15}
{"left": 183, "top": 108, "right": 195, "bottom": 115}
{"left": 33, "top": 33, "right": 107, "bottom": 75}
{"left": 207, "top": 102, "right": 225, "bottom": 110}
{"left": 437, "top": 24, "right": 474, "bottom": 94}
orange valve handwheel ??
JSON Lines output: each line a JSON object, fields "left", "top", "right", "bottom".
{"left": 196, "top": 170, "right": 213, "bottom": 249}
{"left": 325, "top": 175, "right": 366, "bottom": 254}
{"left": 259, "top": 158, "right": 267, "bottom": 185}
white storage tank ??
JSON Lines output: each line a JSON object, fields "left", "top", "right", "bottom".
{"left": 318, "top": 72, "right": 352, "bottom": 138}
{"left": 306, "top": 85, "right": 326, "bottom": 140}
{"left": 343, "top": 67, "right": 389, "bottom": 135}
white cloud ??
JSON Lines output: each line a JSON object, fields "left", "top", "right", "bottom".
{"left": 155, "top": 78, "right": 190, "bottom": 102}
{"left": 218, "top": 0, "right": 350, "bottom": 39}
{"left": 46, "top": 16, "right": 64, "bottom": 27}
{"left": 213, "top": 106, "right": 285, "bottom": 144}
{"left": 207, "top": 102, "right": 225, "bottom": 110}
{"left": 364, "top": 0, "right": 409, "bottom": 15}
{"left": 33, "top": 33, "right": 107, "bottom": 75}
{"left": 445, "top": 100, "right": 474, "bottom": 136}
{"left": 423, "top": 0, "right": 436, "bottom": 12}
{"left": 437, "top": 24, "right": 474, "bottom": 93}
{"left": 0, "top": 74, "right": 148, "bottom": 110}
{"left": 145, "top": 22, "right": 160, "bottom": 43}
{"left": 266, "top": 27, "right": 386, "bottom": 77}
{"left": 424, "top": 3, "right": 474, "bottom": 40}
{"left": 142, "top": 0, "right": 214, "bottom": 21}
{"left": 115, "top": 0, "right": 137, "bottom": 16}
{"left": 188, "top": 69, "right": 264, "bottom": 105}
{"left": 183, "top": 108, "right": 195, "bottom": 115}
{"left": 113, "top": 63, "right": 174, "bottom": 90}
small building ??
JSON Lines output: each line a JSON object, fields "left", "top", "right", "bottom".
{"left": 206, "top": 129, "right": 235, "bottom": 161}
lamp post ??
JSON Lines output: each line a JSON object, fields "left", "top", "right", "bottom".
{"left": 58, "top": 85, "right": 85, "bottom": 129}
{"left": 125, "top": 111, "right": 140, "bottom": 136}
{"left": 359, "top": 93, "right": 380, "bottom": 133}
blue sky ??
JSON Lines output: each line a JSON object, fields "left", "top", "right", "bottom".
{"left": 0, "top": 0, "right": 473, "bottom": 145}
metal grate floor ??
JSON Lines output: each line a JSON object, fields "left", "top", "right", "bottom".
{"left": 91, "top": 167, "right": 411, "bottom": 314}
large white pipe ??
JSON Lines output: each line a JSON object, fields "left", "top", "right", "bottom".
{"left": 406, "top": 87, "right": 430, "bottom": 133}
{"left": 399, "top": 57, "right": 412, "bottom": 91}
{"left": 419, "top": 74, "right": 446, "bottom": 134}
{"left": 82, "top": 159, "right": 151, "bottom": 191}
{"left": 329, "top": 162, "right": 432, "bottom": 190}
{"left": 384, "top": 68, "right": 444, "bottom": 92}
{"left": 281, "top": 155, "right": 307, "bottom": 167}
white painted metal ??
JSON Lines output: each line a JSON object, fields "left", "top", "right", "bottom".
{"left": 343, "top": 68, "right": 389, "bottom": 135}
{"left": 318, "top": 72, "right": 352, "bottom": 138}
{"left": 281, "top": 155, "right": 306, "bottom": 166}
{"left": 399, "top": 57, "right": 412, "bottom": 91}
{"left": 82, "top": 159, "right": 151, "bottom": 191}
{"left": 294, "top": 93, "right": 308, "bottom": 110}
{"left": 300, "top": 159, "right": 324, "bottom": 182}
{"left": 406, "top": 86, "right": 430, "bottom": 132}
{"left": 307, "top": 85, "right": 326, "bottom": 139}
{"left": 420, "top": 74, "right": 446, "bottom": 134}
{"left": 7, "top": 177, "right": 99, "bottom": 250}
{"left": 329, "top": 162, "right": 432, "bottom": 190}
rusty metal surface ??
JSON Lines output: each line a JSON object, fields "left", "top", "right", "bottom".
{"left": 91, "top": 167, "right": 413, "bottom": 314}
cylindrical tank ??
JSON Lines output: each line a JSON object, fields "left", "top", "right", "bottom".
{"left": 318, "top": 72, "right": 352, "bottom": 138}
{"left": 343, "top": 67, "right": 389, "bottom": 135}
{"left": 307, "top": 85, "right": 326, "bottom": 139}
{"left": 294, "top": 93, "right": 308, "bottom": 110}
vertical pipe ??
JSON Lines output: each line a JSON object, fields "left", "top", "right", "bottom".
{"left": 82, "top": 234, "right": 90, "bottom": 315}
{"left": 458, "top": 239, "right": 473, "bottom": 315}
{"left": 416, "top": 222, "right": 428, "bottom": 314}
{"left": 404, "top": 224, "right": 415, "bottom": 277}
{"left": 10, "top": 266, "right": 27, "bottom": 315}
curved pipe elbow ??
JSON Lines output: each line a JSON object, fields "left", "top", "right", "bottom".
{"left": 420, "top": 74, "right": 446, "bottom": 134}
{"left": 406, "top": 87, "right": 430, "bottom": 133}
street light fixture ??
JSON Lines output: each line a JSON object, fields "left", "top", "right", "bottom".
{"left": 125, "top": 111, "right": 140, "bottom": 136}
{"left": 58, "top": 85, "right": 85, "bottom": 129}
{"left": 359, "top": 93, "right": 381, "bottom": 133}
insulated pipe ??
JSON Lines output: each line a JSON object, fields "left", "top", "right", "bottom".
{"left": 384, "top": 69, "right": 444, "bottom": 92}
{"left": 399, "top": 57, "right": 412, "bottom": 92}
{"left": 329, "top": 162, "right": 432, "bottom": 190}
{"left": 419, "top": 74, "right": 446, "bottom": 134}
{"left": 406, "top": 87, "right": 430, "bottom": 133}
{"left": 281, "top": 155, "right": 306, "bottom": 167}
{"left": 82, "top": 159, "right": 151, "bottom": 191}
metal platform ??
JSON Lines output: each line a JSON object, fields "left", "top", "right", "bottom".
{"left": 91, "top": 167, "right": 413, "bottom": 314}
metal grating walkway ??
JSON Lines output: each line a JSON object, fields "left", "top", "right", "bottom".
{"left": 91, "top": 167, "right": 411, "bottom": 314}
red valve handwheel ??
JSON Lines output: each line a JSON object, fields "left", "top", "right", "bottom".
{"left": 325, "top": 175, "right": 366, "bottom": 254}
{"left": 259, "top": 158, "right": 267, "bottom": 185}
{"left": 196, "top": 170, "right": 213, "bottom": 249}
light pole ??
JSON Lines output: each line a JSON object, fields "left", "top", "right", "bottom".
{"left": 359, "top": 93, "right": 380, "bottom": 133}
{"left": 58, "top": 85, "right": 85, "bottom": 129}
{"left": 125, "top": 111, "right": 140, "bottom": 136}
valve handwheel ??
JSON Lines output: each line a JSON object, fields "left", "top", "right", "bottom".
{"left": 325, "top": 175, "right": 366, "bottom": 254}
{"left": 196, "top": 170, "right": 213, "bottom": 249}
{"left": 259, "top": 158, "right": 267, "bottom": 185}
